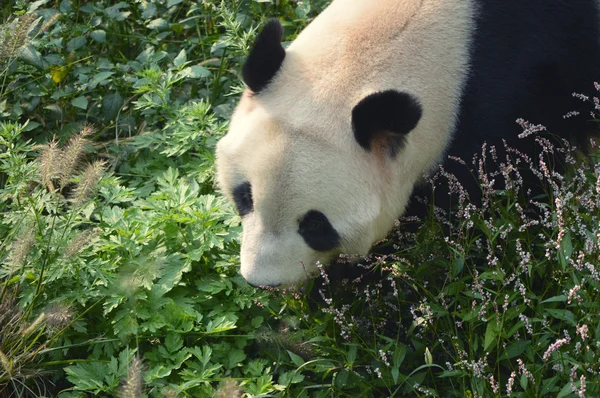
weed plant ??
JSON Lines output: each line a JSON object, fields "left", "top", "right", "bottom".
{"left": 290, "top": 125, "right": 600, "bottom": 397}
{"left": 1, "top": 1, "right": 600, "bottom": 397}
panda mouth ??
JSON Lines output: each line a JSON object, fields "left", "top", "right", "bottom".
{"left": 247, "top": 280, "right": 281, "bottom": 289}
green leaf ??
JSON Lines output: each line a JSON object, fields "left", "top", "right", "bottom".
{"left": 205, "top": 315, "right": 237, "bottom": 334}
{"left": 484, "top": 321, "right": 499, "bottom": 351}
{"left": 227, "top": 349, "right": 246, "bottom": 368}
{"left": 334, "top": 369, "right": 350, "bottom": 389}
{"left": 394, "top": 344, "right": 407, "bottom": 367}
{"left": 187, "top": 346, "right": 213, "bottom": 371}
{"left": 499, "top": 340, "right": 530, "bottom": 360}
{"left": 180, "top": 66, "right": 211, "bottom": 79}
{"left": 541, "top": 295, "right": 567, "bottom": 303}
{"left": 520, "top": 373, "right": 529, "bottom": 391}
{"left": 51, "top": 89, "right": 69, "bottom": 100}
{"left": 346, "top": 344, "right": 357, "bottom": 364}
{"left": 28, "top": 0, "right": 50, "bottom": 12}
{"left": 19, "top": 45, "right": 44, "bottom": 69}
{"left": 67, "top": 36, "right": 87, "bottom": 52}
{"left": 145, "top": 364, "right": 172, "bottom": 383}
{"left": 557, "top": 380, "right": 578, "bottom": 398}
{"left": 147, "top": 18, "right": 169, "bottom": 30}
{"left": 479, "top": 269, "right": 505, "bottom": 281}
{"left": 196, "top": 277, "right": 230, "bottom": 295}
{"left": 44, "top": 103, "right": 64, "bottom": 120}
{"left": 505, "top": 320, "right": 524, "bottom": 338}
{"left": 173, "top": 49, "right": 187, "bottom": 67}
{"left": 287, "top": 350, "right": 305, "bottom": 367}
{"left": 90, "top": 71, "right": 115, "bottom": 87}
{"left": 102, "top": 92, "right": 123, "bottom": 121}
{"left": 59, "top": 0, "right": 72, "bottom": 13}
{"left": 165, "top": 333, "right": 183, "bottom": 353}
{"left": 141, "top": 3, "right": 157, "bottom": 19}
{"left": 251, "top": 316, "right": 264, "bottom": 328}
{"left": 154, "top": 254, "right": 190, "bottom": 296}
{"left": 71, "top": 96, "right": 88, "bottom": 109}
{"left": 558, "top": 232, "right": 573, "bottom": 271}
{"left": 391, "top": 367, "right": 400, "bottom": 384}
{"left": 295, "top": 1, "right": 311, "bottom": 18}
{"left": 452, "top": 256, "right": 464, "bottom": 277}
{"left": 439, "top": 370, "right": 466, "bottom": 378}
{"left": 541, "top": 376, "right": 560, "bottom": 396}
{"left": 105, "top": 2, "right": 131, "bottom": 21}
{"left": 172, "top": 23, "right": 183, "bottom": 35}
{"left": 90, "top": 30, "right": 106, "bottom": 43}
{"left": 279, "top": 371, "right": 304, "bottom": 386}
{"left": 101, "top": 205, "right": 125, "bottom": 226}
{"left": 22, "top": 121, "right": 40, "bottom": 132}
{"left": 545, "top": 309, "right": 576, "bottom": 326}
{"left": 136, "top": 47, "right": 155, "bottom": 64}
{"left": 64, "top": 363, "right": 109, "bottom": 392}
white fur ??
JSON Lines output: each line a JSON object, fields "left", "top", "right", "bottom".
{"left": 216, "top": 0, "right": 475, "bottom": 286}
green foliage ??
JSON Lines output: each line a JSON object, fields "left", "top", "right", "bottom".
{"left": 0, "top": 0, "right": 328, "bottom": 396}
{"left": 2, "top": 0, "right": 600, "bottom": 397}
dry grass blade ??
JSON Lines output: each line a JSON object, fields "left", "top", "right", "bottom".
{"left": 0, "top": 289, "right": 50, "bottom": 396}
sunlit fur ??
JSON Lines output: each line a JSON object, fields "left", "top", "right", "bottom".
{"left": 216, "top": 0, "right": 475, "bottom": 287}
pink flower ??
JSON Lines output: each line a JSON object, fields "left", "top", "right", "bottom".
{"left": 576, "top": 324, "right": 589, "bottom": 340}
{"left": 543, "top": 338, "right": 569, "bottom": 361}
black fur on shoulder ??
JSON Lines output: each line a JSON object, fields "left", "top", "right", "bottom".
{"left": 352, "top": 90, "right": 422, "bottom": 157}
{"left": 242, "top": 19, "right": 286, "bottom": 94}
{"left": 401, "top": 0, "right": 600, "bottom": 218}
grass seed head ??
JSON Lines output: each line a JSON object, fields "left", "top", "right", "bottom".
{"left": 58, "top": 125, "right": 94, "bottom": 189}
{"left": 39, "top": 138, "right": 60, "bottom": 191}
{"left": 214, "top": 379, "right": 242, "bottom": 398}
{"left": 20, "top": 313, "right": 46, "bottom": 337}
{"left": 64, "top": 228, "right": 99, "bottom": 257}
{"left": 120, "top": 356, "right": 144, "bottom": 398}
{"left": 44, "top": 303, "right": 73, "bottom": 331}
{"left": 0, "top": 14, "right": 37, "bottom": 65}
{"left": 6, "top": 226, "right": 36, "bottom": 270}
{"left": 71, "top": 160, "right": 106, "bottom": 206}
{"left": 38, "top": 14, "right": 60, "bottom": 35}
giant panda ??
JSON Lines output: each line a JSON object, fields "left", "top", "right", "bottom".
{"left": 215, "top": 0, "right": 600, "bottom": 287}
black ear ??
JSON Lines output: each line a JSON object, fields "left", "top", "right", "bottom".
{"left": 242, "top": 19, "right": 286, "bottom": 94}
{"left": 352, "top": 90, "right": 423, "bottom": 156}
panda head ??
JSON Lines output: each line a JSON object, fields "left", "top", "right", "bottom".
{"left": 216, "top": 15, "right": 459, "bottom": 287}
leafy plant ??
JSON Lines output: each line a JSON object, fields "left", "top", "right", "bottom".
{"left": 2, "top": 1, "right": 600, "bottom": 397}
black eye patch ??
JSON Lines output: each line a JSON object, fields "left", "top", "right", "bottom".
{"left": 298, "top": 210, "right": 340, "bottom": 252}
{"left": 233, "top": 182, "right": 253, "bottom": 217}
